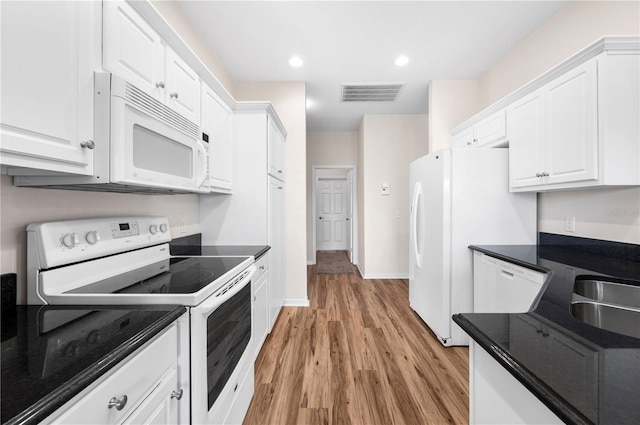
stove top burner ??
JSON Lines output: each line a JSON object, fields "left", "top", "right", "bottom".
{"left": 67, "top": 256, "right": 250, "bottom": 296}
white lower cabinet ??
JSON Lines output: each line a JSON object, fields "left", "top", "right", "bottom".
{"left": 470, "top": 341, "right": 564, "bottom": 425}
{"left": 268, "top": 178, "right": 286, "bottom": 328}
{"left": 252, "top": 254, "right": 270, "bottom": 360}
{"left": 473, "top": 252, "right": 546, "bottom": 313}
{"left": 43, "top": 321, "right": 187, "bottom": 425}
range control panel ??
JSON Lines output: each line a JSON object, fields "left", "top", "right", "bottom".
{"left": 28, "top": 216, "right": 172, "bottom": 269}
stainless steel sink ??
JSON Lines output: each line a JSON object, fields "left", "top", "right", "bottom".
{"left": 574, "top": 278, "right": 640, "bottom": 310}
{"left": 571, "top": 301, "right": 640, "bottom": 339}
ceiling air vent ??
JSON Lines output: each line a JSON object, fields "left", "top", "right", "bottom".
{"left": 340, "top": 83, "right": 406, "bottom": 102}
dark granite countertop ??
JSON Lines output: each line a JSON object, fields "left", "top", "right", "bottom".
{"left": 454, "top": 241, "right": 640, "bottom": 425}
{"left": 1, "top": 305, "right": 186, "bottom": 425}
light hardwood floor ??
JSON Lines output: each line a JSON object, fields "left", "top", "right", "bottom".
{"left": 243, "top": 265, "right": 469, "bottom": 425}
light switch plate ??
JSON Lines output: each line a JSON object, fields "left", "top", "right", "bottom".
{"left": 565, "top": 216, "right": 576, "bottom": 232}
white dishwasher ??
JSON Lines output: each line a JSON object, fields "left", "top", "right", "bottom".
{"left": 473, "top": 251, "right": 547, "bottom": 313}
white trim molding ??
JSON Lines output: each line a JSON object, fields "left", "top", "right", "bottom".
{"left": 357, "top": 264, "right": 409, "bottom": 280}
{"left": 284, "top": 298, "right": 310, "bottom": 307}
{"left": 362, "top": 273, "right": 410, "bottom": 280}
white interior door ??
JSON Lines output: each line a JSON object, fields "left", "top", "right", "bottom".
{"left": 317, "top": 178, "right": 348, "bottom": 251}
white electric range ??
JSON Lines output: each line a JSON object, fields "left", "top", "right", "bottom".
{"left": 26, "top": 216, "right": 256, "bottom": 425}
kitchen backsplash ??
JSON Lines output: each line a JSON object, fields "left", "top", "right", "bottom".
{"left": 539, "top": 232, "right": 640, "bottom": 264}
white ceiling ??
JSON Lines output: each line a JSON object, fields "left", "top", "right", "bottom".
{"left": 177, "top": 1, "right": 566, "bottom": 131}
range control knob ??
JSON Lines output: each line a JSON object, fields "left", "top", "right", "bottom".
{"left": 85, "top": 230, "right": 101, "bottom": 245}
{"left": 159, "top": 223, "right": 168, "bottom": 233}
{"left": 61, "top": 233, "right": 79, "bottom": 248}
{"left": 149, "top": 224, "right": 158, "bottom": 235}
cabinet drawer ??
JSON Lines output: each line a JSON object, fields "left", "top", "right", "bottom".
{"left": 254, "top": 252, "right": 270, "bottom": 283}
{"left": 51, "top": 325, "right": 177, "bottom": 424}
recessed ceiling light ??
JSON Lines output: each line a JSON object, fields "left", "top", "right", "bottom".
{"left": 395, "top": 56, "right": 409, "bottom": 67}
{"left": 289, "top": 56, "right": 303, "bottom": 67}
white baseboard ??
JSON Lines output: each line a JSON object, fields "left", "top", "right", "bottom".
{"left": 307, "top": 260, "right": 316, "bottom": 265}
{"left": 356, "top": 268, "right": 409, "bottom": 280}
{"left": 284, "top": 298, "right": 310, "bottom": 307}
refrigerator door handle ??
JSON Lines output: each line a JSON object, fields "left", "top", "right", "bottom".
{"left": 411, "top": 182, "right": 423, "bottom": 268}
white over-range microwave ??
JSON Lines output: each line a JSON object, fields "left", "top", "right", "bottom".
{"left": 14, "top": 73, "right": 210, "bottom": 193}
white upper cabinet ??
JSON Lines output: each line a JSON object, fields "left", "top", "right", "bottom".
{"left": 102, "top": 0, "right": 165, "bottom": 102}
{"left": 268, "top": 118, "right": 285, "bottom": 181}
{"left": 165, "top": 48, "right": 201, "bottom": 125}
{"left": 544, "top": 60, "right": 598, "bottom": 185}
{"left": 201, "top": 83, "right": 233, "bottom": 192}
{"left": 103, "top": 1, "right": 200, "bottom": 125}
{"left": 510, "top": 60, "right": 598, "bottom": 190}
{"left": 453, "top": 110, "right": 507, "bottom": 149}
{"left": 508, "top": 89, "right": 546, "bottom": 188}
{"left": 0, "top": 1, "right": 100, "bottom": 175}
{"left": 509, "top": 49, "right": 639, "bottom": 192}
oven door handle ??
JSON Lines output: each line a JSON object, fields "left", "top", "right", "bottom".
{"left": 199, "top": 265, "right": 257, "bottom": 316}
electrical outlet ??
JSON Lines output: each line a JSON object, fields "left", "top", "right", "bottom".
{"left": 180, "top": 218, "right": 187, "bottom": 233}
{"left": 565, "top": 216, "right": 576, "bottom": 232}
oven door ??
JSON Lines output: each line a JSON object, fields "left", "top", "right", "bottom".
{"left": 190, "top": 265, "right": 256, "bottom": 425}
{"left": 110, "top": 94, "right": 207, "bottom": 192}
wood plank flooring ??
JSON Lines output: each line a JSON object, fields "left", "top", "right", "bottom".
{"left": 243, "top": 265, "right": 469, "bottom": 425}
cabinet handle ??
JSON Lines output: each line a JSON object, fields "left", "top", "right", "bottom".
{"left": 277, "top": 170, "right": 283, "bottom": 174}
{"left": 466, "top": 142, "right": 471, "bottom": 146}
{"left": 473, "top": 138, "right": 478, "bottom": 144}
{"left": 541, "top": 172, "right": 549, "bottom": 177}
{"left": 170, "top": 92, "right": 179, "bottom": 99}
{"left": 171, "top": 389, "right": 183, "bottom": 400}
{"left": 259, "top": 265, "right": 265, "bottom": 270}
{"left": 80, "top": 140, "right": 95, "bottom": 149}
{"left": 500, "top": 270, "right": 514, "bottom": 278}
{"left": 536, "top": 173, "right": 542, "bottom": 178}
{"left": 108, "top": 395, "right": 128, "bottom": 410}
{"left": 156, "top": 81, "right": 165, "bottom": 89}
{"left": 278, "top": 186, "right": 283, "bottom": 190}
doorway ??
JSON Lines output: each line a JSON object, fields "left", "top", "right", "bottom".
{"left": 311, "top": 165, "right": 357, "bottom": 266}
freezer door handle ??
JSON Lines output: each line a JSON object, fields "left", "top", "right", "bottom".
{"left": 411, "top": 182, "right": 423, "bottom": 268}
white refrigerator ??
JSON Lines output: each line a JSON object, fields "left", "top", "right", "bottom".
{"left": 409, "top": 148, "right": 536, "bottom": 346}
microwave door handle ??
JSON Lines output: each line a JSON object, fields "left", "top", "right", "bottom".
{"left": 196, "top": 140, "right": 208, "bottom": 189}
{"left": 199, "top": 265, "right": 257, "bottom": 316}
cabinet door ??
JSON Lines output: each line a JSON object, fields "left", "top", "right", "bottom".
{"left": 268, "top": 178, "right": 285, "bottom": 328}
{"left": 201, "top": 84, "right": 233, "bottom": 192}
{"left": 544, "top": 59, "right": 598, "bottom": 185}
{"left": 253, "top": 273, "right": 269, "bottom": 360}
{"left": 268, "top": 119, "right": 285, "bottom": 180}
{"left": 474, "top": 109, "right": 507, "bottom": 148}
{"left": 0, "top": 1, "right": 97, "bottom": 175}
{"left": 165, "top": 48, "right": 201, "bottom": 125}
{"left": 103, "top": 0, "right": 165, "bottom": 101}
{"left": 121, "top": 368, "right": 180, "bottom": 425}
{"left": 452, "top": 127, "right": 474, "bottom": 149}
{"left": 508, "top": 89, "right": 545, "bottom": 189}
